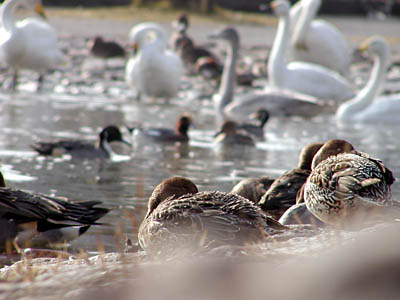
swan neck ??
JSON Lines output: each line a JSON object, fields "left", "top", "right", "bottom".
{"left": 291, "top": 0, "right": 320, "bottom": 46}
{"left": 217, "top": 40, "right": 238, "bottom": 114}
{"left": 269, "top": 11, "right": 290, "bottom": 86}
{"left": 338, "top": 49, "right": 387, "bottom": 119}
{"left": 1, "top": 0, "right": 18, "bottom": 32}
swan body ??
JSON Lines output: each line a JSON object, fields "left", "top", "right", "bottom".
{"left": 336, "top": 36, "right": 400, "bottom": 123}
{"left": 0, "top": 0, "right": 65, "bottom": 88}
{"left": 289, "top": 0, "right": 351, "bottom": 76}
{"left": 269, "top": 0, "right": 353, "bottom": 103}
{"left": 209, "top": 27, "right": 333, "bottom": 121}
{"left": 125, "top": 22, "right": 183, "bottom": 99}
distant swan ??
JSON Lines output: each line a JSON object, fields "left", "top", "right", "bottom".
{"left": 208, "top": 27, "right": 333, "bottom": 121}
{"left": 125, "top": 22, "right": 183, "bottom": 99}
{"left": 269, "top": 0, "right": 353, "bottom": 103}
{"left": 289, "top": 0, "right": 351, "bottom": 76}
{"left": 0, "top": 0, "right": 65, "bottom": 89}
{"left": 336, "top": 36, "right": 400, "bottom": 123}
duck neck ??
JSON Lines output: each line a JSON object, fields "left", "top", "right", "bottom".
{"left": 291, "top": 0, "right": 320, "bottom": 46}
{"left": 216, "top": 39, "right": 238, "bottom": 116}
{"left": 268, "top": 10, "right": 290, "bottom": 87}
{"left": 98, "top": 139, "right": 113, "bottom": 158}
{"left": 259, "top": 115, "right": 269, "bottom": 128}
{"left": 1, "top": 0, "right": 18, "bottom": 32}
{"left": 337, "top": 48, "right": 388, "bottom": 120}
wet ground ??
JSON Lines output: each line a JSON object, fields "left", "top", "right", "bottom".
{"left": 0, "top": 11, "right": 399, "bottom": 255}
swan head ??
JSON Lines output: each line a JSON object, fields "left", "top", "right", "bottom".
{"left": 271, "top": 0, "right": 290, "bottom": 16}
{"left": 359, "top": 36, "right": 389, "bottom": 58}
{"left": 34, "top": 0, "right": 46, "bottom": 19}
{"left": 129, "top": 22, "right": 167, "bottom": 49}
{"left": 208, "top": 27, "right": 239, "bottom": 47}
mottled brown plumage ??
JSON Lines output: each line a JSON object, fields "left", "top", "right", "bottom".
{"left": 259, "top": 142, "right": 323, "bottom": 219}
{"left": 231, "top": 176, "right": 275, "bottom": 204}
{"left": 303, "top": 139, "right": 395, "bottom": 226}
{"left": 139, "top": 177, "right": 287, "bottom": 253}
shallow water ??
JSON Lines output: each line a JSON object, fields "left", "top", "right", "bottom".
{"left": 0, "top": 28, "right": 400, "bottom": 253}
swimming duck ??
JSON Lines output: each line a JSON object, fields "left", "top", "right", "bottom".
{"left": 138, "top": 177, "right": 288, "bottom": 252}
{"left": 0, "top": 0, "right": 66, "bottom": 89}
{"left": 89, "top": 36, "right": 125, "bottom": 58}
{"left": 258, "top": 142, "right": 323, "bottom": 220}
{"left": 0, "top": 171, "right": 109, "bottom": 250}
{"left": 303, "top": 139, "right": 395, "bottom": 226}
{"left": 231, "top": 176, "right": 275, "bottom": 204}
{"left": 209, "top": 27, "right": 332, "bottom": 120}
{"left": 237, "top": 108, "right": 270, "bottom": 139}
{"left": 125, "top": 22, "right": 183, "bottom": 99}
{"left": 269, "top": 0, "right": 353, "bottom": 103}
{"left": 214, "top": 120, "right": 255, "bottom": 146}
{"left": 31, "top": 125, "right": 131, "bottom": 159}
{"left": 131, "top": 114, "right": 192, "bottom": 143}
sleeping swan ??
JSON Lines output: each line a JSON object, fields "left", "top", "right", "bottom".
{"left": 125, "top": 22, "right": 183, "bottom": 99}
{"left": 289, "top": 0, "right": 351, "bottom": 76}
{"left": 336, "top": 36, "right": 400, "bottom": 123}
{"left": 0, "top": 0, "right": 65, "bottom": 89}
{"left": 269, "top": 0, "right": 354, "bottom": 103}
{"left": 208, "top": 27, "right": 333, "bottom": 121}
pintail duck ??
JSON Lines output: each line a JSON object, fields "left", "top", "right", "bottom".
{"left": 138, "top": 177, "right": 288, "bottom": 252}
{"left": 89, "top": 36, "right": 125, "bottom": 59}
{"left": 214, "top": 120, "right": 255, "bottom": 146}
{"left": 131, "top": 114, "right": 192, "bottom": 143}
{"left": 302, "top": 139, "right": 395, "bottom": 226}
{"left": 0, "top": 171, "right": 109, "bottom": 251}
{"left": 231, "top": 176, "right": 275, "bottom": 204}
{"left": 31, "top": 125, "right": 131, "bottom": 159}
{"left": 237, "top": 109, "right": 270, "bottom": 139}
{"left": 259, "top": 142, "right": 323, "bottom": 220}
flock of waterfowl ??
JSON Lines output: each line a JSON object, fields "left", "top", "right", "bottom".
{"left": 0, "top": 0, "right": 398, "bottom": 258}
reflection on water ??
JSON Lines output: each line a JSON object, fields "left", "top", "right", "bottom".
{"left": 0, "top": 55, "right": 399, "bottom": 253}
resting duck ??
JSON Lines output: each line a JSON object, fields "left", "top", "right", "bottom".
{"left": 131, "top": 114, "right": 192, "bottom": 143}
{"left": 138, "top": 177, "right": 288, "bottom": 253}
{"left": 303, "top": 139, "right": 395, "bottom": 226}
{"left": 0, "top": 171, "right": 109, "bottom": 251}
{"left": 31, "top": 125, "right": 131, "bottom": 159}
{"left": 214, "top": 120, "right": 255, "bottom": 146}
{"left": 231, "top": 176, "right": 275, "bottom": 204}
{"left": 259, "top": 142, "right": 323, "bottom": 220}
{"left": 89, "top": 36, "right": 125, "bottom": 58}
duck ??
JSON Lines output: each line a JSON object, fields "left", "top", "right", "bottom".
{"left": 231, "top": 176, "right": 275, "bottom": 204}
{"left": 125, "top": 22, "right": 183, "bottom": 99}
{"left": 0, "top": 171, "right": 109, "bottom": 250}
{"left": 303, "top": 139, "right": 395, "bottom": 227}
{"left": 208, "top": 27, "right": 333, "bottom": 121}
{"left": 0, "top": 0, "right": 66, "bottom": 90}
{"left": 169, "top": 13, "right": 192, "bottom": 51}
{"left": 89, "top": 36, "right": 125, "bottom": 59}
{"left": 138, "top": 176, "right": 288, "bottom": 252}
{"left": 336, "top": 36, "right": 400, "bottom": 123}
{"left": 258, "top": 142, "right": 323, "bottom": 220}
{"left": 31, "top": 125, "right": 131, "bottom": 159}
{"left": 214, "top": 120, "right": 255, "bottom": 146}
{"left": 288, "top": 0, "right": 351, "bottom": 76}
{"left": 131, "top": 114, "right": 192, "bottom": 143}
{"left": 268, "top": 0, "right": 353, "bottom": 103}
{"left": 236, "top": 108, "right": 270, "bottom": 139}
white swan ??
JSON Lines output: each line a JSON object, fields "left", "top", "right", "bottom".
{"left": 125, "top": 22, "right": 183, "bottom": 99}
{"left": 209, "top": 27, "right": 334, "bottom": 121}
{"left": 336, "top": 37, "right": 400, "bottom": 123}
{"left": 0, "top": 0, "right": 65, "bottom": 89}
{"left": 289, "top": 0, "right": 351, "bottom": 76}
{"left": 269, "top": 0, "right": 354, "bottom": 103}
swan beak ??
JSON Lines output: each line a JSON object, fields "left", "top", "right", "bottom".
{"left": 359, "top": 42, "right": 369, "bottom": 53}
{"left": 132, "top": 42, "right": 139, "bottom": 55}
{"left": 35, "top": 2, "right": 47, "bottom": 19}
